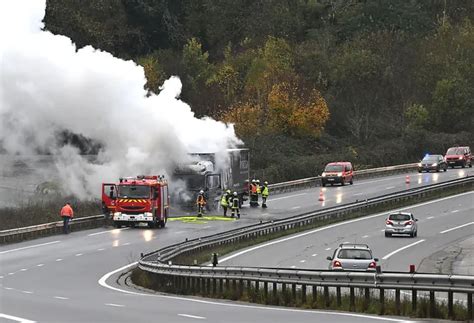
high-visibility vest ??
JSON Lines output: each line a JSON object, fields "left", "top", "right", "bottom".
{"left": 60, "top": 204, "right": 74, "bottom": 218}
{"left": 220, "top": 194, "right": 228, "bottom": 207}
{"left": 262, "top": 186, "right": 269, "bottom": 197}
{"left": 256, "top": 185, "right": 261, "bottom": 194}
{"left": 250, "top": 184, "right": 257, "bottom": 194}
{"left": 196, "top": 195, "right": 206, "bottom": 206}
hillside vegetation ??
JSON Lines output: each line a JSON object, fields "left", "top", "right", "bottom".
{"left": 44, "top": 0, "right": 474, "bottom": 181}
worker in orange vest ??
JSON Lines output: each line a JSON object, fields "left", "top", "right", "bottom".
{"left": 196, "top": 190, "right": 207, "bottom": 217}
{"left": 60, "top": 202, "right": 74, "bottom": 234}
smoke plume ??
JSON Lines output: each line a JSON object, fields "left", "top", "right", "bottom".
{"left": 0, "top": 0, "right": 241, "bottom": 200}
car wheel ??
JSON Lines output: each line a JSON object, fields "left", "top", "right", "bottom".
{"left": 414, "top": 230, "right": 418, "bottom": 237}
{"left": 450, "top": 165, "right": 454, "bottom": 169}
{"left": 341, "top": 179, "right": 345, "bottom": 186}
{"left": 443, "top": 166, "right": 447, "bottom": 172}
{"left": 114, "top": 222, "right": 122, "bottom": 228}
{"left": 469, "top": 162, "right": 472, "bottom": 168}
{"left": 322, "top": 182, "right": 326, "bottom": 187}
{"left": 462, "top": 161, "right": 466, "bottom": 168}
{"left": 350, "top": 179, "right": 353, "bottom": 185}
{"left": 385, "top": 232, "right": 391, "bottom": 237}
{"left": 418, "top": 169, "right": 422, "bottom": 173}
{"left": 436, "top": 167, "right": 440, "bottom": 172}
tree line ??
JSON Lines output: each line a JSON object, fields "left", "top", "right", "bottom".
{"left": 44, "top": 0, "right": 474, "bottom": 181}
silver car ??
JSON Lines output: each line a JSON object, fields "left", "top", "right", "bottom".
{"left": 326, "top": 243, "right": 379, "bottom": 272}
{"left": 385, "top": 212, "right": 418, "bottom": 237}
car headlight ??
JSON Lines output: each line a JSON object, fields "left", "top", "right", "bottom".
{"left": 417, "top": 163, "right": 422, "bottom": 167}
{"left": 337, "top": 173, "right": 343, "bottom": 177}
{"left": 322, "top": 173, "right": 326, "bottom": 177}
{"left": 432, "top": 163, "right": 437, "bottom": 166}
{"left": 459, "top": 156, "right": 463, "bottom": 160}
{"left": 114, "top": 212, "right": 122, "bottom": 216}
{"left": 144, "top": 212, "right": 152, "bottom": 217}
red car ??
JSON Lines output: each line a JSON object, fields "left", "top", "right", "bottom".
{"left": 321, "top": 162, "right": 354, "bottom": 186}
{"left": 445, "top": 146, "right": 472, "bottom": 168}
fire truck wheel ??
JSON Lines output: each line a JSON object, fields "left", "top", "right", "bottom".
{"left": 158, "top": 218, "right": 167, "bottom": 228}
{"left": 147, "top": 221, "right": 156, "bottom": 228}
{"left": 114, "top": 222, "right": 122, "bottom": 228}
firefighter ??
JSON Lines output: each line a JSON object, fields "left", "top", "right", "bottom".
{"left": 261, "top": 181, "right": 269, "bottom": 208}
{"left": 231, "top": 192, "right": 240, "bottom": 218}
{"left": 196, "top": 190, "right": 206, "bottom": 217}
{"left": 60, "top": 202, "right": 74, "bottom": 234}
{"left": 220, "top": 189, "right": 230, "bottom": 216}
{"left": 256, "top": 179, "right": 261, "bottom": 203}
{"left": 250, "top": 179, "right": 258, "bottom": 207}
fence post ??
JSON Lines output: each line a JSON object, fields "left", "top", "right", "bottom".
{"left": 273, "top": 282, "right": 278, "bottom": 301}
{"left": 379, "top": 288, "right": 385, "bottom": 315}
{"left": 349, "top": 287, "right": 355, "bottom": 311}
{"left": 429, "top": 291, "right": 435, "bottom": 317}
{"left": 324, "top": 286, "right": 330, "bottom": 307}
{"left": 395, "top": 289, "right": 401, "bottom": 315}
{"left": 302, "top": 284, "right": 307, "bottom": 304}
{"left": 292, "top": 284, "right": 297, "bottom": 302}
{"left": 468, "top": 293, "right": 473, "bottom": 320}
{"left": 448, "top": 291, "right": 453, "bottom": 319}
{"left": 312, "top": 285, "right": 317, "bottom": 305}
{"left": 336, "top": 287, "right": 341, "bottom": 307}
{"left": 264, "top": 282, "right": 268, "bottom": 303}
{"left": 412, "top": 289, "right": 417, "bottom": 313}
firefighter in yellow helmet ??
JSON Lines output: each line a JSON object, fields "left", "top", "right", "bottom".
{"left": 220, "top": 189, "right": 230, "bottom": 216}
{"left": 261, "top": 181, "right": 269, "bottom": 208}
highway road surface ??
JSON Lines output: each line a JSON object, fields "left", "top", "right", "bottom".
{"left": 1, "top": 168, "right": 472, "bottom": 322}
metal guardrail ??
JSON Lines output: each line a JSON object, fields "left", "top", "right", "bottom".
{"left": 0, "top": 163, "right": 419, "bottom": 244}
{"left": 0, "top": 214, "right": 105, "bottom": 244}
{"left": 138, "top": 176, "right": 474, "bottom": 319}
{"left": 268, "top": 163, "right": 418, "bottom": 194}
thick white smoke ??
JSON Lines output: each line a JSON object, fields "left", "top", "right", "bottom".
{"left": 0, "top": 0, "right": 241, "bottom": 200}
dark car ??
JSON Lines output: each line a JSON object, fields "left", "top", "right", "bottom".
{"left": 445, "top": 146, "right": 472, "bottom": 168}
{"left": 417, "top": 154, "right": 447, "bottom": 173}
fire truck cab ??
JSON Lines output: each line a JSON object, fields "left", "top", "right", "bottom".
{"left": 102, "top": 175, "right": 170, "bottom": 228}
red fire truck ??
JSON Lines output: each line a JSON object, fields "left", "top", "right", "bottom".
{"left": 102, "top": 175, "right": 170, "bottom": 228}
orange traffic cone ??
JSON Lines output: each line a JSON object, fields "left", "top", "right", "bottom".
{"left": 405, "top": 175, "right": 410, "bottom": 184}
{"left": 318, "top": 190, "right": 325, "bottom": 201}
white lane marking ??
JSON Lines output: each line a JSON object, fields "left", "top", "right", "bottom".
{"left": 426, "top": 216, "right": 434, "bottom": 220}
{"left": 0, "top": 241, "right": 60, "bottom": 255}
{"left": 122, "top": 242, "right": 131, "bottom": 246}
{"left": 311, "top": 254, "right": 318, "bottom": 257}
{"left": 99, "top": 263, "right": 406, "bottom": 322}
{"left": 0, "top": 276, "right": 3, "bottom": 279}
{"left": 54, "top": 296, "right": 69, "bottom": 300}
{"left": 261, "top": 213, "right": 269, "bottom": 216}
{"left": 362, "top": 235, "right": 369, "bottom": 238}
{"left": 343, "top": 241, "right": 350, "bottom": 244}
{"left": 178, "top": 314, "right": 206, "bottom": 320}
{"left": 21, "top": 290, "right": 33, "bottom": 294}
{"left": 88, "top": 228, "right": 129, "bottom": 236}
{"left": 291, "top": 206, "right": 301, "bottom": 210}
{"left": 4, "top": 287, "right": 13, "bottom": 290}
{"left": 385, "top": 186, "right": 395, "bottom": 190}
{"left": 440, "top": 222, "right": 474, "bottom": 234}
{"left": 290, "top": 265, "right": 296, "bottom": 268}
{"left": 218, "top": 191, "right": 474, "bottom": 264}
{"left": 451, "top": 209, "right": 460, "bottom": 213}
{"left": 300, "top": 260, "right": 306, "bottom": 263}
{"left": 56, "top": 258, "right": 63, "bottom": 262}
{"left": 268, "top": 193, "right": 307, "bottom": 202}
{"left": 36, "top": 264, "right": 44, "bottom": 267}
{"left": 105, "top": 303, "right": 124, "bottom": 307}
{"left": 97, "top": 248, "right": 105, "bottom": 251}
{"left": 8, "top": 273, "right": 15, "bottom": 275}
{"left": 20, "top": 269, "right": 28, "bottom": 272}
{"left": 382, "top": 240, "right": 425, "bottom": 260}
{"left": 0, "top": 313, "right": 36, "bottom": 323}
{"left": 324, "top": 247, "right": 331, "bottom": 251}
{"left": 75, "top": 253, "right": 83, "bottom": 257}
{"left": 353, "top": 193, "right": 364, "bottom": 196}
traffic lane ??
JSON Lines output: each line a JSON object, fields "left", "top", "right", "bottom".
{"left": 243, "top": 168, "right": 473, "bottom": 221}
{"left": 218, "top": 192, "right": 473, "bottom": 272}
{"left": 0, "top": 283, "right": 412, "bottom": 323}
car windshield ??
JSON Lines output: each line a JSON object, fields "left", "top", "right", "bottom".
{"left": 389, "top": 213, "right": 411, "bottom": 221}
{"left": 337, "top": 249, "right": 372, "bottom": 260}
{"left": 446, "top": 148, "right": 464, "bottom": 155}
{"left": 118, "top": 185, "right": 150, "bottom": 198}
{"left": 325, "top": 165, "right": 343, "bottom": 172}
{"left": 422, "top": 156, "right": 439, "bottom": 162}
